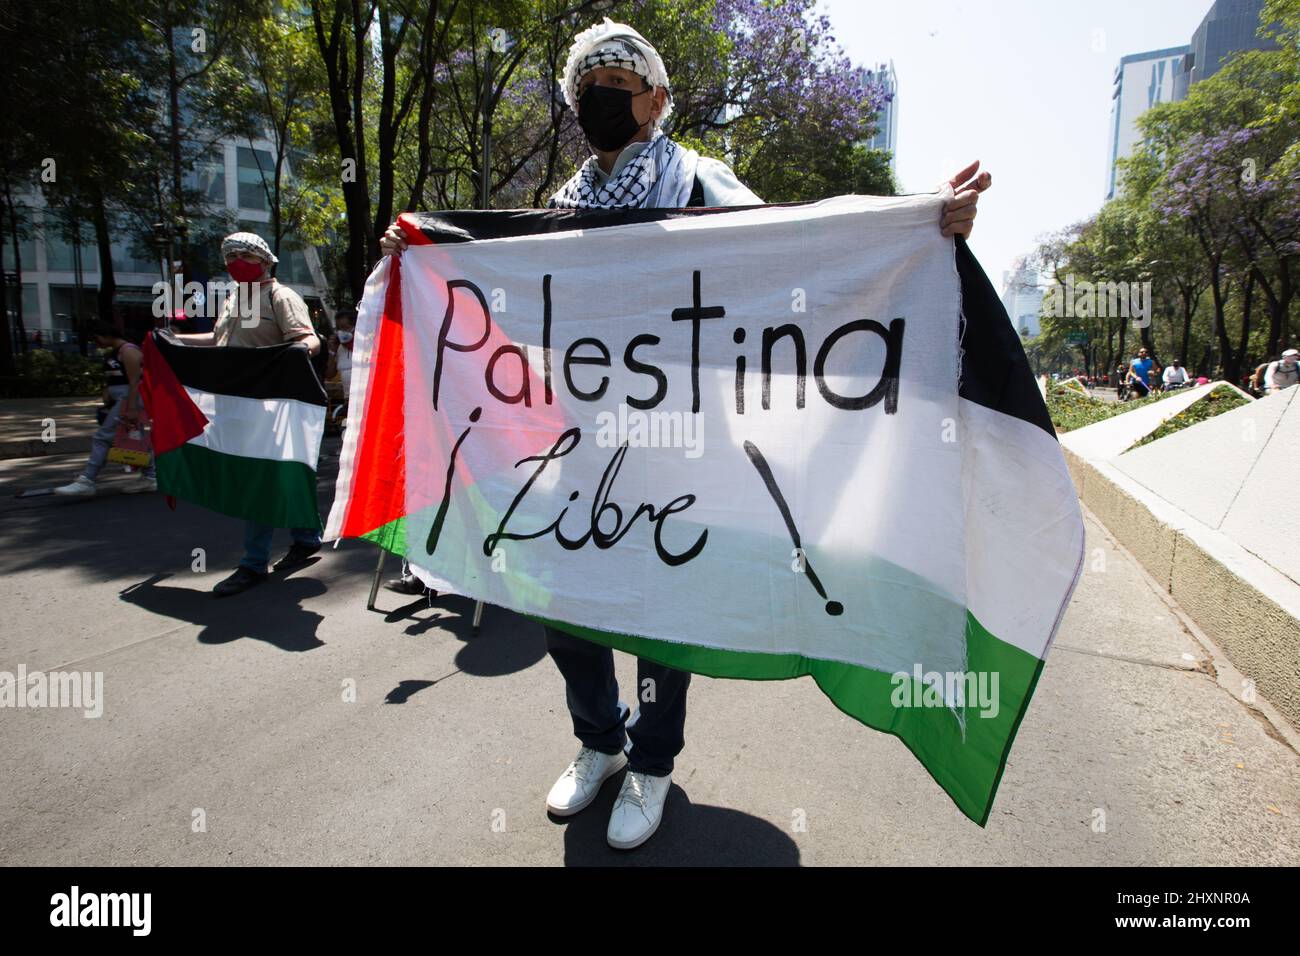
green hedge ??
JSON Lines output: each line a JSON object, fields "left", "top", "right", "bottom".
{"left": 0, "top": 350, "right": 105, "bottom": 398}
{"left": 1126, "top": 386, "right": 1251, "bottom": 451}
{"left": 1046, "top": 384, "right": 1163, "bottom": 433}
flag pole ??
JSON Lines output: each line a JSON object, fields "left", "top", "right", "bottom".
{"left": 366, "top": 544, "right": 385, "bottom": 612}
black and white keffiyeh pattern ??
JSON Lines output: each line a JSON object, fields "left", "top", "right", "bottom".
{"left": 221, "top": 231, "right": 279, "bottom": 264}
{"left": 549, "top": 132, "right": 687, "bottom": 209}
{"left": 561, "top": 18, "right": 674, "bottom": 126}
{"left": 573, "top": 41, "right": 649, "bottom": 90}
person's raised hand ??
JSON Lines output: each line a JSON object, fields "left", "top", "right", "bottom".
{"left": 379, "top": 221, "right": 408, "bottom": 258}
{"left": 940, "top": 161, "right": 992, "bottom": 239}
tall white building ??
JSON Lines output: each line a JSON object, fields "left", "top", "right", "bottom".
{"left": 1001, "top": 259, "right": 1043, "bottom": 338}
{"left": 1104, "top": 46, "right": 1189, "bottom": 201}
{"left": 862, "top": 61, "right": 898, "bottom": 173}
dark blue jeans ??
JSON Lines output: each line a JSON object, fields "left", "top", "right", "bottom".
{"left": 544, "top": 625, "right": 691, "bottom": 777}
{"left": 240, "top": 522, "right": 321, "bottom": 574}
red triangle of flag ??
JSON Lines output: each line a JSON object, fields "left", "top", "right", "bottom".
{"left": 140, "top": 331, "right": 209, "bottom": 455}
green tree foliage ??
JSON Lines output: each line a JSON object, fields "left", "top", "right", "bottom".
{"left": 3, "top": 0, "right": 901, "bottom": 321}
{"left": 1026, "top": 0, "right": 1299, "bottom": 384}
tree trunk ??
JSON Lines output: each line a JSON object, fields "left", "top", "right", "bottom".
{"left": 312, "top": 0, "right": 372, "bottom": 303}
{"left": 1178, "top": 286, "right": 1196, "bottom": 365}
{"left": 72, "top": 219, "right": 88, "bottom": 355}
{"left": 4, "top": 179, "right": 28, "bottom": 353}
{"left": 405, "top": 1, "right": 444, "bottom": 211}
{"left": 1275, "top": 259, "right": 1292, "bottom": 353}
{"left": 89, "top": 183, "right": 117, "bottom": 329}
{"left": 1208, "top": 258, "right": 1234, "bottom": 381}
{"left": 350, "top": 0, "right": 374, "bottom": 278}
{"left": 1116, "top": 317, "right": 1127, "bottom": 377}
{"left": 0, "top": 219, "right": 13, "bottom": 376}
{"left": 166, "top": 0, "right": 187, "bottom": 277}
{"left": 373, "top": 2, "right": 397, "bottom": 253}
{"left": 1233, "top": 270, "right": 1254, "bottom": 384}
{"left": 1253, "top": 265, "right": 1283, "bottom": 360}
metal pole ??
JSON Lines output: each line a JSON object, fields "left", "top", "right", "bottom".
{"left": 366, "top": 546, "right": 386, "bottom": 611}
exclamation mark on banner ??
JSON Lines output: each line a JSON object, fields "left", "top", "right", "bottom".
{"left": 743, "top": 440, "right": 844, "bottom": 616}
{"left": 427, "top": 406, "right": 482, "bottom": 555}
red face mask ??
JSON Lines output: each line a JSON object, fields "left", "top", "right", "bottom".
{"left": 227, "top": 258, "right": 264, "bottom": 283}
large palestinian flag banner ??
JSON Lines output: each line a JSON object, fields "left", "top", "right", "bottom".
{"left": 327, "top": 194, "right": 1085, "bottom": 825}
{"left": 141, "top": 330, "right": 326, "bottom": 529}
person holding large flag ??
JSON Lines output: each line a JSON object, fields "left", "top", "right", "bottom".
{"left": 173, "top": 232, "right": 324, "bottom": 597}
{"left": 379, "top": 18, "right": 992, "bottom": 849}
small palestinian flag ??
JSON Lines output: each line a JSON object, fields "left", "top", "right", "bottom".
{"left": 140, "top": 330, "right": 325, "bottom": 529}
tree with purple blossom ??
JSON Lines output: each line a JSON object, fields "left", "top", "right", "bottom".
{"left": 1113, "top": 20, "right": 1299, "bottom": 381}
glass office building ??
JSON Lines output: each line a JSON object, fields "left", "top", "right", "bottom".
{"left": 1104, "top": 0, "right": 1275, "bottom": 201}
{"left": 862, "top": 61, "right": 899, "bottom": 175}
{"left": 1105, "top": 47, "right": 1190, "bottom": 201}
{"left": 1182, "top": 0, "right": 1277, "bottom": 91}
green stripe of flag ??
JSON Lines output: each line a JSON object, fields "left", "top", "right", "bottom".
{"left": 535, "top": 610, "right": 1042, "bottom": 826}
{"left": 351, "top": 501, "right": 1042, "bottom": 826}
{"left": 156, "top": 442, "right": 322, "bottom": 530}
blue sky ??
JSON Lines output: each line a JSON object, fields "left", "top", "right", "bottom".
{"left": 823, "top": 0, "right": 1213, "bottom": 288}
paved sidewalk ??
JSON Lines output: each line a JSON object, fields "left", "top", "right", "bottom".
{"left": 0, "top": 447, "right": 1297, "bottom": 866}
{"left": 0, "top": 396, "right": 102, "bottom": 460}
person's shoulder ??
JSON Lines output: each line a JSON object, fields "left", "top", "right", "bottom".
{"left": 694, "top": 156, "right": 763, "bottom": 207}
{"left": 694, "top": 155, "right": 743, "bottom": 185}
{"left": 271, "top": 280, "right": 308, "bottom": 306}
{"left": 694, "top": 155, "right": 733, "bottom": 176}
{"left": 269, "top": 281, "right": 311, "bottom": 322}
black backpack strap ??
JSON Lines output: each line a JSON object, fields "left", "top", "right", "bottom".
{"left": 686, "top": 174, "right": 705, "bottom": 208}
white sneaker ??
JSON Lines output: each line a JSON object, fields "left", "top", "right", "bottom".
{"left": 121, "top": 475, "right": 157, "bottom": 494}
{"left": 546, "top": 746, "right": 627, "bottom": 817}
{"left": 53, "top": 476, "right": 95, "bottom": 496}
{"left": 606, "top": 770, "right": 671, "bottom": 850}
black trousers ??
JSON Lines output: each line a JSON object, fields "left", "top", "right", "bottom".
{"left": 543, "top": 625, "right": 692, "bottom": 776}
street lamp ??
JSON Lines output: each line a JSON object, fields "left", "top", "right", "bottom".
{"left": 151, "top": 221, "right": 170, "bottom": 286}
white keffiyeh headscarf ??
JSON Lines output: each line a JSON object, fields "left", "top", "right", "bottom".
{"left": 221, "top": 231, "right": 278, "bottom": 264}
{"left": 561, "top": 18, "right": 674, "bottom": 128}
{"left": 549, "top": 19, "right": 698, "bottom": 210}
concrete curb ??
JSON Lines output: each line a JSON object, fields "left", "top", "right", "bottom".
{"left": 1065, "top": 447, "right": 1300, "bottom": 730}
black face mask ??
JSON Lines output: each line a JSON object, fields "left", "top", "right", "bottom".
{"left": 578, "top": 83, "right": 650, "bottom": 152}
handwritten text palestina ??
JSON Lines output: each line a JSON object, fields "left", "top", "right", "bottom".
{"left": 429, "top": 271, "right": 906, "bottom": 416}
{"left": 419, "top": 270, "right": 906, "bottom": 599}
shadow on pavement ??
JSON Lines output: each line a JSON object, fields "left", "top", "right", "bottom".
{"left": 119, "top": 573, "right": 326, "bottom": 652}
{"left": 0, "top": 439, "right": 347, "bottom": 580}
{"left": 555, "top": 780, "right": 801, "bottom": 866}
{"left": 384, "top": 679, "right": 436, "bottom": 703}
{"left": 378, "top": 591, "right": 548, "bottom": 678}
